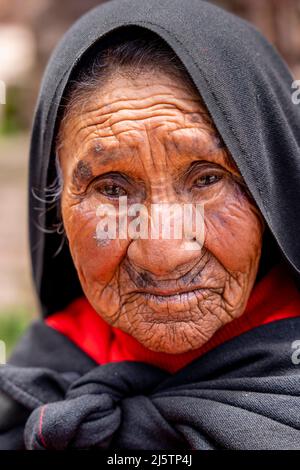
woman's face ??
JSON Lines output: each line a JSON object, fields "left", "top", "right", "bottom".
{"left": 58, "top": 70, "right": 264, "bottom": 354}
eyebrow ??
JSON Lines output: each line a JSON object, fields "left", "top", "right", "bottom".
{"left": 167, "top": 129, "right": 226, "bottom": 159}
{"left": 72, "top": 160, "right": 94, "bottom": 189}
{"left": 71, "top": 132, "right": 237, "bottom": 188}
{"left": 71, "top": 143, "right": 129, "bottom": 188}
{"left": 170, "top": 129, "right": 240, "bottom": 172}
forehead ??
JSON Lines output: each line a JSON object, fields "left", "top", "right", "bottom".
{"left": 58, "top": 71, "right": 238, "bottom": 173}
{"left": 60, "top": 71, "right": 208, "bottom": 137}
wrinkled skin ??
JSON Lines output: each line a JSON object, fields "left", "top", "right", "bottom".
{"left": 58, "top": 70, "right": 264, "bottom": 354}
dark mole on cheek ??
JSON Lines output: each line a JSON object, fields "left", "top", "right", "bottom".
{"left": 72, "top": 160, "right": 93, "bottom": 189}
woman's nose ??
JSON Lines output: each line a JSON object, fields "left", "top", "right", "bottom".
{"left": 127, "top": 237, "right": 202, "bottom": 278}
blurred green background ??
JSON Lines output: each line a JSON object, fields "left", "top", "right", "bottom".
{"left": 0, "top": 0, "right": 299, "bottom": 359}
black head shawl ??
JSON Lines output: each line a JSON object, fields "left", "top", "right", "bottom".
{"left": 29, "top": 0, "right": 300, "bottom": 317}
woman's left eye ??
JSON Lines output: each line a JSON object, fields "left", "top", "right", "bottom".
{"left": 193, "top": 174, "right": 222, "bottom": 187}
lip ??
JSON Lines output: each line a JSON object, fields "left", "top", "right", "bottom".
{"left": 138, "top": 286, "right": 205, "bottom": 296}
{"left": 136, "top": 287, "right": 211, "bottom": 304}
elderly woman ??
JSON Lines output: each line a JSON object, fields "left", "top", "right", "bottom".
{"left": 1, "top": 0, "right": 300, "bottom": 450}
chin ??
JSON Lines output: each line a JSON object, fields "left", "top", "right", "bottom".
{"left": 126, "top": 319, "right": 214, "bottom": 354}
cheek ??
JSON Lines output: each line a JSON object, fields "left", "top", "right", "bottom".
{"left": 204, "top": 186, "right": 263, "bottom": 271}
{"left": 62, "top": 198, "right": 129, "bottom": 288}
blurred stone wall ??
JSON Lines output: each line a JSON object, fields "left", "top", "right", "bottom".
{"left": 216, "top": 0, "right": 300, "bottom": 77}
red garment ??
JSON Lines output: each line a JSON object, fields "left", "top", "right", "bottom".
{"left": 46, "top": 263, "right": 300, "bottom": 373}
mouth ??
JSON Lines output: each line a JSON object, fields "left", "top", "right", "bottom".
{"left": 135, "top": 287, "right": 215, "bottom": 304}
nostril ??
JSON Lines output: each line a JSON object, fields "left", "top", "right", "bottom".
{"left": 127, "top": 237, "right": 203, "bottom": 278}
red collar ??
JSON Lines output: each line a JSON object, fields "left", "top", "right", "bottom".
{"left": 46, "top": 263, "right": 300, "bottom": 373}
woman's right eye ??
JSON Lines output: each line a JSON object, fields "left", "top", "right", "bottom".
{"left": 95, "top": 182, "right": 128, "bottom": 198}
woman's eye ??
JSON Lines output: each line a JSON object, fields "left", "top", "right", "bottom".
{"left": 97, "top": 183, "right": 127, "bottom": 198}
{"left": 194, "top": 174, "right": 222, "bottom": 188}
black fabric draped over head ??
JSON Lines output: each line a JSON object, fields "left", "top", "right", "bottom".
{"left": 29, "top": 0, "right": 300, "bottom": 317}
